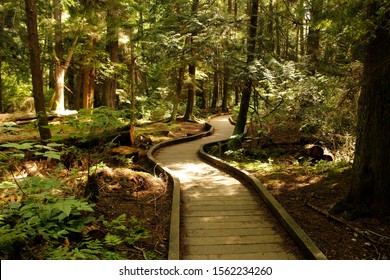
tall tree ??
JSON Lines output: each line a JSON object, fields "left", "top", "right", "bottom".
{"left": 50, "top": 0, "right": 79, "bottom": 112}
{"left": 24, "top": 0, "right": 51, "bottom": 140}
{"left": 0, "top": 11, "right": 3, "bottom": 113}
{"left": 171, "top": 66, "right": 185, "bottom": 121}
{"left": 183, "top": 0, "right": 199, "bottom": 121}
{"left": 0, "top": 61, "right": 2, "bottom": 113}
{"left": 306, "top": 0, "right": 322, "bottom": 72}
{"left": 82, "top": 36, "right": 96, "bottom": 111}
{"left": 102, "top": 0, "right": 120, "bottom": 109}
{"left": 233, "top": 0, "right": 259, "bottom": 136}
{"left": 343, "top": 0, "right": 390, "bottom": 217}
{"left": 221, "top": 66, "right": 229, "bottom": 112}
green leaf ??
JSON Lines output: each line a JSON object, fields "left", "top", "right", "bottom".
{"left": 43, "top": 151, "right": 61, "bottom": 160}
{"left": 56, "top": 212, "right": 68, "bottom": 221}
{"left": 39, "top": 209, "right": 53, "bottom": 223}
{"left": 9, "top": 202, "right": 22, "bottom": 210}
{"left": 27, "top": 216, "right": 41, "bottom": 225}
{"left": 0, "top": 142, "right": 34, "bottom": 150}
{"left": 104, "top": 233, "right": 123, "bottom": 247}
{"left": 0, "top": 181, "right": 17, "bottom": 189}
{"left": 47, "top": 143, "right": 64, "bottom": 148}
{"left": 53, "top": 200, "right": 73, "bottom": 217}
{"left": 65, "top": 218, "right": 91, "bottom": 233}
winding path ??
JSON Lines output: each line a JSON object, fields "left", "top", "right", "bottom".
{"left": 154, "top": 115, "right": 302, "bottom": 260}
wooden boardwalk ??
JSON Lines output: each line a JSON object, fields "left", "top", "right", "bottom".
{"left": 154, "top": 115, "right": 302, "bottom": 260}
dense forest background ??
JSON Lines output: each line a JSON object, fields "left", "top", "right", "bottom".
{"left": 0, "top": 0, "right": 389, "bottom": 259}
{"left": 1, "top": 0, "right": 363, "bottom": 125}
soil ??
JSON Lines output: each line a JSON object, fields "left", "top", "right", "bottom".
{"left": 255, "top": 164, "right": 390, "bottom": 260}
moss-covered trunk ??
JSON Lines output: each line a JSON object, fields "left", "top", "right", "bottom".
{"left": 347, "top": 2, "right": 390, "bottom": 217}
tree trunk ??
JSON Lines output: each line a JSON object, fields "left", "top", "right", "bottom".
{"left": 0, "top": 61, "right": 3, "bottom": 113}
{"left": 307, "top": 0, "right": 322, "bottom": 73}
{"left": 233, "top": 0, "right": 259, "bottom": 136}
{"left": 129, "top": 37, "right": 136, "bottom": 145}
{"left": 183, "top": 0, "right": 199, "bottom": 121}
{"left": 222, "top": 66, "right": 229, "bottom": 112}
{"left": 298, "top": 0, "right": 306, "bottom": 60}
{"left": 184, "top": 62, "right": 196, "bottom": 120}
{"left": 50, "top": 0, "right": 78, "bottom": 112}
{"left": 82, "top": 68, "right": 95, "bottom": 110}
{"left": 52, "top": 0, "right": 64, "bottom": 112}
{"left": 0, "top": 13, "right": 3, "bottom": 113}
{"left": 171, "top": 67, "right": 184, "bottom": 122}
{"left": 53, "top": 64, "right": 66, "bottom": 111}
{"left": 24, "top": 0, "right": 51, "bottom": 141}
{"left": 211, "top": 69, "right": 219, "bottom": 111}
{"left": 234, "top": 85, "right": 239, "bottom": 106}
{"left": 275, "top": 14, "right": 281, "bottom": 57}
{"left": 227, "top": 0, "right": 232, "bottom": 13}
{"left": 103, "top": 4, "right": 119, "bottom": 109}
{"left": 75, "top": 68, "right": 83, "bottom": 110}
{"left": 199, "top": 81, "right": 207, "bottom": 110}
{"left": 346, "top": 2, "right": 390, "bottom": 217}
{"left": 267, "top": 0, "right": 274, "bottom": 54}
{"left": 82, "top": 37, "right": 96, "bottom": 111}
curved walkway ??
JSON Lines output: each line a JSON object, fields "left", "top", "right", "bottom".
{"left": 154, "top": 115, "right": 301, "bottom": 260}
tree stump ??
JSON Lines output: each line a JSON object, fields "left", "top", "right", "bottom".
{"left": 304, "top": 144, "right": 333, "bottom": 162}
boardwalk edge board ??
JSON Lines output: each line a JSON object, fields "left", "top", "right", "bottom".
{"left": 146, "top": 119, "right": 215, "bottom": 260}
{"left": 198, "top": 141, "right": 328, "bottom": 260}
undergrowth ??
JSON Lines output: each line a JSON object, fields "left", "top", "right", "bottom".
{"left": 0, "top": 110, "right": 152, "bottom": 260}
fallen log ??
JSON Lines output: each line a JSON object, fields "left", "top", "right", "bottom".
{"left": 0, "top": 110, "right": 78, "bottom": 123}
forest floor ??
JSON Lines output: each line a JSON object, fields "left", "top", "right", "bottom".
{"left": 232, "top": 157, "right": 390, "bottom": 260}
{"left": 0, "top": 118, "right": 206, "bottom": 260}
{"left": 1, "top": 116, "right": 390, "bottom": 260}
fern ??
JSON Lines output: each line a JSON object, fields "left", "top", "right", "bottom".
{"left": 104, "top": 233, "right": 123, "bottom": 247}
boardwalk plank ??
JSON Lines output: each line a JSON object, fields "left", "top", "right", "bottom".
{"left": 184, "top": 235, "right": 283, "bottom": 246}
{"left": 183, "top": 228, "right": 278, "bottom": 237}
{"left": 186, "top": 244, "right": 287, "bottom": 255}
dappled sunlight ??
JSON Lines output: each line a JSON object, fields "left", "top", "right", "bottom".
{"left": 167, "top": 161, "right": 242, "bottom": 196}
{"left": 257, "top": 168, "right": 324, "bottom": 195}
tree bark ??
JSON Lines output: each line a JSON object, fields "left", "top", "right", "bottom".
{"left": 183, "top": 0, "right": 199, "bottom": 121}
{"left": 82, "top": 37, "right": 96, "bottom": 111}
{"left": 346, "top": 2, "right": 390, "bottom": 217}
{"left": 129, "top": 39, "right": 136, "bottom": 144}
{"left": 233, "top": 0, "right": 259, "bottom": 136}
{"left": 211, "top": 69, "right": 219, "bottom": 111}
{"left": 82, "top": 69, "right": 95, "bottom": 111}
{"left": 24, "top": 0, "right": 51, "bottom": 141}
{"left": 171, "top": 67, "right": 184, "bottom": 122}
{"left": 51, "top": 0, "right": 78, "bottom": 112}
{"left": 307, "top": 0, "right": 322, "bottom": 73}
{"left": 184, "top": 61, "right": 196, "bottom": 120}
{"left": 0, "top": 61, "right": 3, "bottom": 113}
{"left": 0, "top": 13, "right": 3, "bottom": 113}
{"left": 222, "top": 66, "right": 229, "bottom": 112}
{"left": 267, "top": 0, "right": 274, "bottom": 54}
{"left": 103, "top": 3, "right": 119, "bottom": 109}
{"left": 53, "top": 0, "right": 64, "bottom": 112}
